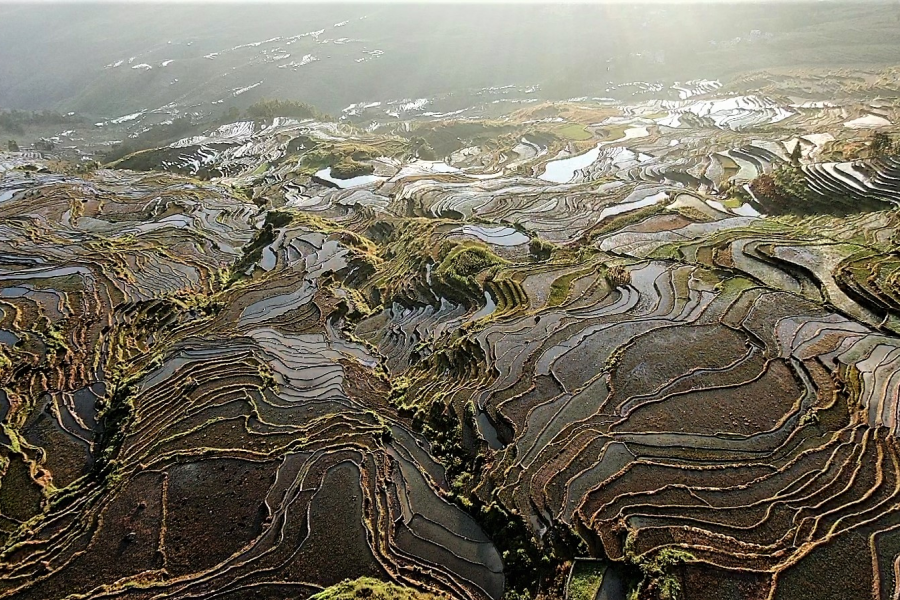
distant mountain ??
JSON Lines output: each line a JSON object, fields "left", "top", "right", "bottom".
{"left": 2, "top": 2, "right": 900, "bottom": 121}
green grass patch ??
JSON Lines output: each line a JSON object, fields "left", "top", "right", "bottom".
{"left": 309, "top": 577, "right": 444, "bottom": 600}
{"left": 587, "top": 202, "right": 665, "bottom": 241}
{"left": 599, "top": 123, "right": 629, "bottom": 142}
{"left": 568, "top": 560, "right": 607, "bottom": 600}
{"left": 548, "top": 267, "right": 596, "bottom": 307}
{"left": 555, "top": 123, "right": 593, "bottom": 141}
{"left": 715, "top": 275, "right": 758, "bottom": 297}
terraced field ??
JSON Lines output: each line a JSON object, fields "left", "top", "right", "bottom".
{"left": 2, "top": 75, "right": 900, "bottom": 599}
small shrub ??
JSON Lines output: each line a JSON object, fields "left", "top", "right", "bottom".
{"left": 435, "top": 242, "right": 505, "bottom": 296}
{"left": 529, "top": 238, "right": 555, "bottom": 261}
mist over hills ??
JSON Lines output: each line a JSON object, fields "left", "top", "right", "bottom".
{"left": 2, "top": 2, "right": 900, "bottom": 120}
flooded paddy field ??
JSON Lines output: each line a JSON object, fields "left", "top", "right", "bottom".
{"left": 3, "top": 62, "right": 900, "bottom": 600}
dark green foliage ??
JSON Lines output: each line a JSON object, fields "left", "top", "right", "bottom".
{"left": 245, "top": 99, "right": 330, "bottom": 122}
{"left": 34, "top": 138, "right": 54, "bottom": 152}
{"left": 414, "top": 401, "right": 472, "bottom": 481}
{"left": 0, "top": 109, "right": 81, "bottom": 135}
{"left": 7, "top": 140, "right": 18, "bottom": 152}
{"left": 309, "top": 577, "right": 443, "bottom": 600}
{"left": 93, "top": 378, "right": 135, "bottom": 481}
{"left": 435, "top": 242, "right": 505, "bottom": 297}
{"left": 480, "top": 502, "right": 546, "bottom": 586}
{"left": 302, "top": 145, "right": 379, "bottom": 179}
{"left": 749, "top": 165, "right": 810, "bottom": 212}
{"left": 774, "top": 167, "right": 808, "bottom": 201}
{"left": 749, "top": 160, "right": 892, "bottom": 215}
{"left": 223, "top": 106, "right": 241, "bottom": 123}
{"left": 264, "top": 209, "right": 294, "bottom": 229}
{"left": 501, "top": 590, "right": 532, "bottom": 600}
{"left": 773, "top": 165, "right": 809, "bottom": 201}
{"left": 228, "top": 223, "right": 279, "bottom": 283}
{"left": 404, "top": 122, "right": 515, "bottom": 158}
{"left": 409, "top": 136, "right": 438, "bottom": 161}
{"left": 789, "top": 141, "right": 802, "bottom": 165}
{"left": 415, "top": 403, "right": 552, "bottom": 596}
{"left": 628, "top": 549, "right": 694, "bottom": 600}
{"left": 871, "top": 131, "right": 899, "bottom": 156}
{"left": 529, "top": 238, "right": 555, "bottom": 261}
{"left": 407, "top": 395, "right": 585, "bottom": 599}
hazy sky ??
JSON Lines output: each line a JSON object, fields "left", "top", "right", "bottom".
{"left": 3, "top": 0, "right": 853, "bottom": 3}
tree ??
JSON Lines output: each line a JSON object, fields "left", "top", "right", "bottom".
{"left": 75, "top": 160, "right": 100, "bottom": 175}
{"left": 749, "top": 165, "right": 809, "bottom": 211}
{"left": 789, "top": 141, "right": 802, "bottom": 165}
{"left": 34, "top": 138, "right": 54, "bottom": 152}
{"left": 871, "top": 131, "right": 893, "bottom": 156}
{"left": 750, "top": 173, "right": 779, "bottom": 200}
{"left": 529, "top": 238, "right": 554, "bottom": 261}
{"left": 774, "top": 164, "right": 808, "bottom": 197}
{"left": 7, "top": 140, "right": 18, "bottom": 152}
{"left": 409, "top": 136, "right": 437, "bottom": 161}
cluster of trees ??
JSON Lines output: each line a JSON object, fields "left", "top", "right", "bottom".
{"left": 408, "top": 136, "right": 437, "bottom": 161}
{"left": 0, "top": 109, "right": 81, "bottom": 134}
{"left": 750, "top": 164, "right": 809, "bottom": 206}
{"left": 747, "top": 163, "right": 812, "bottom": 215}
{"left": 529, "top": 238, "right": 555, "bottom": 261}
{"left": 434, "top": 242, "right": 505, "bottom": 301}
{"left": 746, "top": 130, "right": 898, "bottom": 215}
{"left": 406, "top": 398, "right": 561, "bottom": 599}
{"left": 5, "top": 138, "right": 55, "bottom": 154}
{"left": 871, "top": 131, "right": 900, "bottom": 156}
{"left": 244, "top": 99, "right": 330, "bottom": 122}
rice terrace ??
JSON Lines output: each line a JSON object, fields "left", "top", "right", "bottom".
{"left": 3, "top": 2, "right": 900, "bottom": 599}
